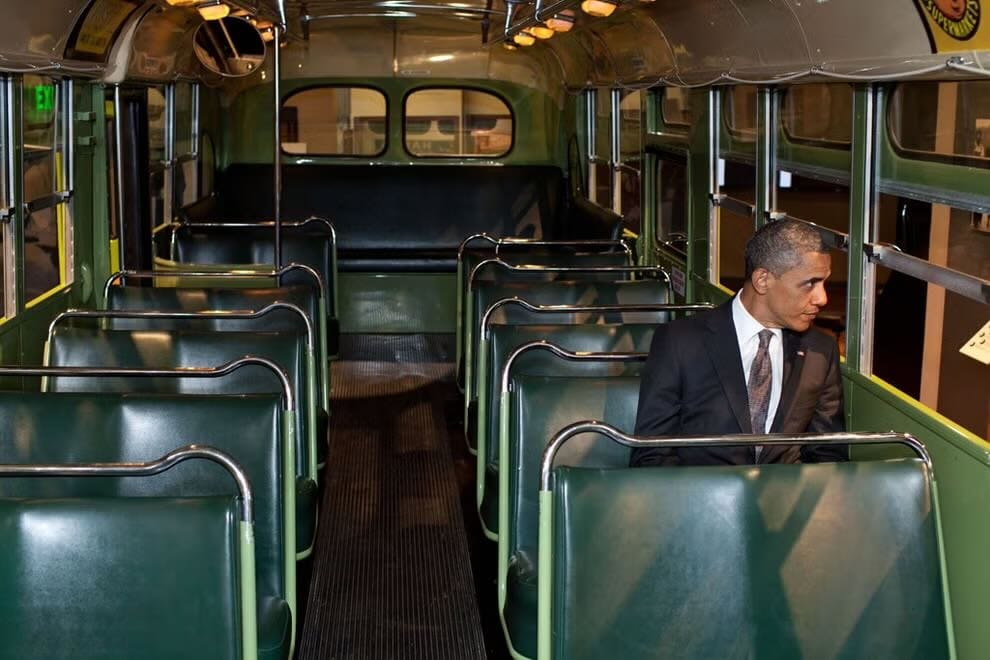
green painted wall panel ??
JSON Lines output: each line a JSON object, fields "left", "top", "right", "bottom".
{"left": 338, "top": 272, "right": 455, "bottom": 333}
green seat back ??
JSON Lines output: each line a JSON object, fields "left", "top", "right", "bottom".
{"left": 46, "top": 327, "right": 311, "bottom": 480}
{"left": 0, "top": 391, "right": 291, "bottom": 659}
{"left": 550, "top": 461, "right": 951, "bottom": 660}
{"left": 502, "top": 376, "right": 638, "bottom": 659}
{"left": 106, "top": 283, "right": 333, "bottom": 390}
{"left": 465, "top": 278, "right": 669, "bottom": 403}
{"left": 0, "top": 496, "right": 243, "bottom": 660}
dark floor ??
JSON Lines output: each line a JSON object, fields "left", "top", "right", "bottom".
{"left": 298, "top": 334, "right": 505, "bottom": 659}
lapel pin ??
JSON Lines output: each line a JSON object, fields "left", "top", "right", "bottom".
{"left": 796, "top": 350, "right": 805, "bottom": 357}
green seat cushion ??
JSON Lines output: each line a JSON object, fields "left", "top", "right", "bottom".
{"left": 0, "top": 391, "right": 290, "bottom": 643}
{"left": 258, "top": 596, "right": 292, "bottom": 660}
{"left": 501, "top": 376, "right": 637, "bottom": 657}
{"left": 296, "top": 476, "right": 319, "bottom": 555}
{"left": 0, "top": 496, "right": 242, "bottom": 660}
{"left": 551, "top": 461, "right": 951, "bottom": 660}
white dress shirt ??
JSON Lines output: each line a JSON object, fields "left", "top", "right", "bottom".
{"left": 732, "top": 295, "right": 783, "bottom": 433}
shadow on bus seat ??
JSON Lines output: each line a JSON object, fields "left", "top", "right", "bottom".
{"left": 0, "top": 391, "right": 293, "bottom": 660}
{"left": 547, "top": 461, "right": 951, "bottom": 660}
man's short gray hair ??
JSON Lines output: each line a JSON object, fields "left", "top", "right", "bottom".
{"left": 744, "top": 219, "right": 827, "bottom": 279}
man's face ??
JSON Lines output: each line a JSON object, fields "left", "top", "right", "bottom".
{"left": 762, "top": 251, "right": 831, "bottom": 332}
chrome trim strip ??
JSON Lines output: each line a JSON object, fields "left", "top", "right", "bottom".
{"left": 50, "top": 301, "right": 315, "bottom": 352}
{"left": 865, "top": 243, "right": 990, "bottom": 305}
{"left": 467, "top": 258, "right": 670, "bottom": 291}
{"left": 480, "top": 299, "right": 713, "bottom": 341}
{"left": 540, "top": 423, "right": 931, "bottom": 490}
{"left": 709, "top": 193, "right": 755, "bottom": 220}
{"left": 0, "top": 445, "right": 254, "bottom": 522}
{"left": 0, "top": 356, "right": 295, "bottom": 411}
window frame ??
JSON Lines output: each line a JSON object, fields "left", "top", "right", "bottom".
{"left": 401, "top": 85, "right": 514, "bottom": 159}
{"left": 282, "top": 83, "right": 390, "bottom": 159}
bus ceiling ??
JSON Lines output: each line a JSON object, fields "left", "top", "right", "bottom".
{"left": 1, "top": 0, "right": 990, "bottom": 89}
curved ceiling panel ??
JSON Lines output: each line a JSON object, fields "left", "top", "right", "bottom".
{"left": 126, "top": 6, "right": 200, "bottom": 80}
{"left": 0, "top": 0, "right": 91, "bottom": 62}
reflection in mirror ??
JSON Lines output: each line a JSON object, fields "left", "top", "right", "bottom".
{"left": 193, "top": 16, "right": 265, "bottom": 77}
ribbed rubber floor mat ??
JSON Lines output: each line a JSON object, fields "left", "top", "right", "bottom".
{"left": 298, "top": 334, "right": 487, "bottom": 660}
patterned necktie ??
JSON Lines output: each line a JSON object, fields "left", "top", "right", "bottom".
{"left": 748, "top": 329, "right": 774, "bottom": 461}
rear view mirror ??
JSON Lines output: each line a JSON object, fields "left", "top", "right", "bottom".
{"left": 193, "top": 16, "right": 266, "bottom": 77}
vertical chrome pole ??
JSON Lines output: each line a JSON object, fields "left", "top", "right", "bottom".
{"left": 113, "top": 85, "right": 126, "bottom": 271}
{"left": 273, "top": 26, "right": 282, "bottom": 271}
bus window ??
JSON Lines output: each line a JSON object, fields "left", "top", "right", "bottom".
{"left": 284, "top": 86, "right": 387, "bottom": 157}
{"left": 873, "top": 194, "right": 990, "bottom": 440}
{"left": 404, "top": 88, "right": 512, "bottom": 158}
{"left": 618, "top": 90, "right": 642, "bottom": 231}
{"left": 23, "top": 75, "right": 70, "bottom": 304}
{"left": 725, "top": 86, "right": 757, "bottom": 142}
{"left": 147, "top": 86, "right": 168, "bottom": 231}
{"left": 716, "top": 160, "right": 755, "bottom": 290}
{"left": 590, "top": 89, "right": 612, "bottom": 208}
{"left": 661, "top": 87, "right": 692, "bottom": 129}
{"left": 174, "top": 82, "right": 197, "bottom": 208}
{"left": 782, "top": 84, "right": 853, "bottom": 146}
{"left": 655, "top": 154, "right": 687, "bottom": 259}
{"left": 200, "top": 133, "right": 215, "bottom": 198}
{"left": 0, "top": 79, "right": 7, "bottom": 318}
{"left": 891, "top": 81, "right": 990, "bottom": 163}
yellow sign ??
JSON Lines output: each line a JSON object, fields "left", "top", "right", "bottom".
{"left": 70, "top": 0, "right": 139, "bottom": 57}
{"left": 916, "top": 0, "right": 990, "bottom": 51}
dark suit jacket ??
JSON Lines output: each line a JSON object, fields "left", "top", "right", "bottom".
{"left": 630, "top": 299, "right": 847, "bottom": 466}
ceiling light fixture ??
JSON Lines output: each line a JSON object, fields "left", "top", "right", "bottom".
{"left": 580, "top": 0, "right": 617, "bottom": 17}
{"left": 512, "top": 31, "right": 536, "bottom": 46}
{"left": 529, "top": 25, "right": 555, "bottom": 39}
{"left": 197, "top": 2, "right": 230, "bottom": 20}
{"left": 546, "top": 10, "right": 575, "bottom": 32}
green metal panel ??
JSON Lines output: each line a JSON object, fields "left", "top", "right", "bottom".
{"left": 338, "top": 272, "right": 456, "bottom": 333}
{"left": 845, "top": 371, "right": 985, "bottom": 659}
{"left": 226, "top": 78, "right": 563, "bottom": 167}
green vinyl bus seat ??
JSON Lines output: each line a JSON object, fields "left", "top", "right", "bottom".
{"left": 499, "top": 374, "right": 642, "bottom": 660}
{"left": 163, "top": 216, "right": 338, "bottom": 319}
{"left": 105, "top": 282, "right": 333, "bottom": 401}
{"left": 476, "top": 325, "right": 654, "bottom": 540}
{"left": 464, "top": 277, "right": 670, "bottom": 429}
{"left": 456, "top": 239, "right": 632, "bottom": 380}
{"left": 0, "top": 487, "right": 248, "bottom": 658}
{"left": 540, "top": 429, "right": 952, "bottom": 660}
{"left": 0, "top": 394, "right": 292, "bottom": 660}
{"left": 44, "top": 327, "right": 318, "bottom": 559}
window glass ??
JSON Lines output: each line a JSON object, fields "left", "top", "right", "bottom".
{"left": 890, "top": 81, "right": 990, "bottom": 162}
{"left": 174, "top": 82, "right": 194, "bottom": 157}
{"left": 593, "top": 162, "right": 612, "bottom": 209}
{"left": 404, "top": 88, "right": 512, "bottom": 157}
{"left": 200, "top": 133, "right": 215, "bottom": 197}
{"left": 776, "top": 173, "right": 850, "bottom": 350}
{"left": 283, "top": 87, "right": 387, "bottom": 157}
{"left": 655, "top": 155, "right": 688, "bottom": 258}
{"left": 148, "top": 86, "right": 167, "bottom": 230}
{"left": 873, "top": 194, "right": 990, "bottom": 439}
{"left": 661, "top": 87, "right": 693, "bottom": 127}
{"left": 717, "top": 160, "right": 755, "bottom": 290}
{"left": 0, "top": 81, "right": 7, "bottom": 316}
{"left": 23, "top": 75, "right": 64, "bottom": 302}
{"left": 725, "top": 86, "right": 757, "bottom": 141}
{"left": 619, "top": 170, "right": 640, "bottom": 233}
{"left": 619, "top": 90, "right": 641, "bottom": 164}
{"left": 594, "top": 89, "right": 611, "bottom": 159}
{"left": 782, "top": 84, "right": 852, "bottom": 145}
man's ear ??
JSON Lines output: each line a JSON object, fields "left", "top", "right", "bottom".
{"left": 750, "top": 267, "right": 772, "bottom": 295}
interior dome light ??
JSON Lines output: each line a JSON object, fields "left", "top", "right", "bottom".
{"left": 502, "top": 42, "right": 518, "bottom": 51}
{"left": 580, "top": 0, "right": 617, "bottom": 17}
{"left": 198, "top": 2, "right": 230, "bottom": 20}
{"left": 546, "top": 11, "right": 575, "bottom": 32}
{"left": 513, "top": 31, "right": 536, "bottom": 46}
{"left": 165, "top": 0, "right": 198, "bottom": 5}
{"left": 529, "top": 25, "right": 555, "bottom": 39}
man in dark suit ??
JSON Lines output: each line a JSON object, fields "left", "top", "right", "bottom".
{"left": 631, "top": 219, "right": 847, "bottom": 466}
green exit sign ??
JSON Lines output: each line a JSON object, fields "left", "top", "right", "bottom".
{"left": 33, "top": 85, "right": 54, "bottom": 112}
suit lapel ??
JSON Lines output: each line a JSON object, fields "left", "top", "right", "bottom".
{"left": 705, "top": 303, "right": 752, "bottom": 433}
{"left": 770, "top": 330, "right": 806, "bottom": 433}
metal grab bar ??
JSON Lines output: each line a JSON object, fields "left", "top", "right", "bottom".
{"left": 456, "top": 233, "right": 630, "bottom": 261}
{"left": 540, "top": 422, "right": 931, "bottom": 490}
{"left": 103, "top": 262, "right": 327, "bottom": 312}
{"left": 481, "top": 299, "right": 713, "bottom": 341}
{"left": 50, "top": 301, "right": 315, "bottom": 352}
{"left": 500, "top": 340, "right": 648, "bottom": 394}
{"left": 0, "top": 445, "right": 254, "bottom": 522}
{"left": 0, "top": 356, "right": 295, "bottom": 412}
{"left": 866, "top": 242, "right": 990, "bottom": 305}
{"left": 169, "top": 216, "right": 337, "bottom": 258}
{"left": 468, "top": 258, "right": 670, "bottom": 291}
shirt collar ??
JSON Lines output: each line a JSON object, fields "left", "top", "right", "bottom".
{"left": 732, "top": 293, "right": 781, "bottom": 345}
